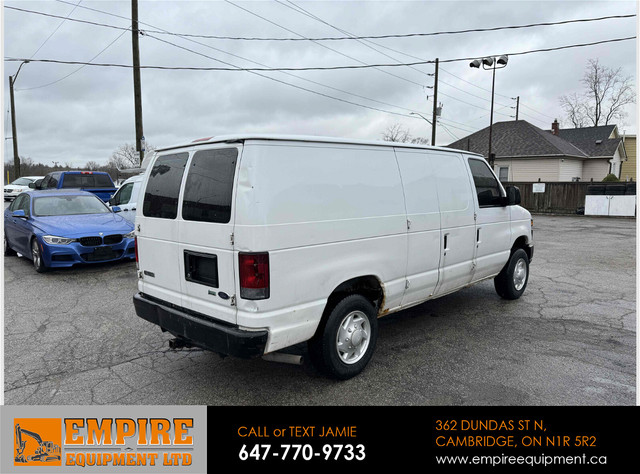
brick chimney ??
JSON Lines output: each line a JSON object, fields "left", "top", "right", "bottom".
{"left": 551, "top": 119, "right": 559, "bottom": 135}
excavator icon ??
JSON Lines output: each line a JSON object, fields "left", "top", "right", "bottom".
{"left": 14, "top": 424, "right": 61, "bottom": 463}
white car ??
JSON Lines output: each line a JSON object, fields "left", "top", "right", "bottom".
{"left": 4, "top": 176, "right": 44, "bottom": 200}
{"left": 108, "top": 174, "right": 144, "bottom": 223}
{"left": 133, "top": 135, "right": 533, "bottom": 379}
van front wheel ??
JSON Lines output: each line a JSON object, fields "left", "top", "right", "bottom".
{"left": 308, "top": 294, "right": 378, "bottom": 380}
{"left": 494, "top": 248, "right": 529, "bottom": 299}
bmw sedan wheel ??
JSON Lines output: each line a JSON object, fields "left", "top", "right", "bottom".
{"left": 4, "top": 234, "right": 15, "bottom": 256}
{"left": 31, "top": 238, "right": 47, "bottom": 273}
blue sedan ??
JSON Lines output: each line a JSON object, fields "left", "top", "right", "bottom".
{"left": 4, "top": 189, "right": 136, "bottom": 272}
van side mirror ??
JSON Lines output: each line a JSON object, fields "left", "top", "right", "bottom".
{"left": 30, "top": 179, "right": 43, "bottom": 189}
{"left": 112, "top": 206, "right": 122, "bottom": 213}
{"left": 505, "top": 186, "right": 521, "bottom": 206}
{"left": 12, "top": 210, "right": 26, "bottom": 218}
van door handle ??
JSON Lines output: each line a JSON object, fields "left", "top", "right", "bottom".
{"left": 443, "top": 234, "right": 449, "bottom": 255}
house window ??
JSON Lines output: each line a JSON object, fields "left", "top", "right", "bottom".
{"left": 498, "top": 166, "right": 509, "bottom": 182}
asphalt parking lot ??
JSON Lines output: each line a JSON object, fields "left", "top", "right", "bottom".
{"left": 3, "top": 214, "right": 636, "bottom": 406}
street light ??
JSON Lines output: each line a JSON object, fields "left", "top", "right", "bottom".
{"left": 470, "top": 55, "right": 508, "bottom": 168}
{"left": 9, "top": 60, "right": 29, "bottom": 179}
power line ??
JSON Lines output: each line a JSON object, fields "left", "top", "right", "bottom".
{"left": 8, "top": 35, "right": 635, "bottom": 72}
{"left": 7, "top": 5, "right": 635, "bottom": 71}
{"left": 17, "top": 29, "right": 129, "bottom": 91}
{"left": 8, "top": 2, "right": 432, "bottom": 118}
{"left": 27, "top": 0, "right": 83, "bottom": 59}
{"left": 277, "top": 0, "right": 434, "bottom": 81}
{"left": 440, "top": 66, "right": 514, "bottom": 100}
{"left": 33, "top": 5, "right": 634, "bottom": 42}
{"left": 50, "top": 1, "right": 434, "bottom": 120}
{"left": 224, "top": 0, "right": 427, "bottom": 87}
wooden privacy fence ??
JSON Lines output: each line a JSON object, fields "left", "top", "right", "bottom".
{"left": 504, "top": 181, "right": 592, "bottom": 215}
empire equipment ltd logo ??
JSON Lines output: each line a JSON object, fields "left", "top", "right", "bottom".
{"left": 14, "top": 418, "right": 62, "bottom": 466}
{"left": 12, "top": 416, "right": 195, "bottom": 469}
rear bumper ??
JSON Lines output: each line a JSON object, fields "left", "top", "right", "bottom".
{"left": 133, "top": 292, "right": 268, "bottom": 359}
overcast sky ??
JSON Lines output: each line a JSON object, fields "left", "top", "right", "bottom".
{"left": 2, "top": 0, "right": 638, "bottom": 166}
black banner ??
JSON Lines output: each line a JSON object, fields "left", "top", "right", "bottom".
{"left": 207, "top": 406, "right": 638, "bottom": 471}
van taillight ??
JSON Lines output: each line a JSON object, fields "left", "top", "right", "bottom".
{"left": 238, "top": 252, "right": 269, "bottom": 300}
{"left": 135, "top": 236, "right": 139, "bottom": 264}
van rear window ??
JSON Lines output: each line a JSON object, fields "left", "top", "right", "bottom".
{"left": 143, "top": 153, "right": 189, "bottom": 219}
{"left": 182, "top": 148, "right": 238, "bottom": 224}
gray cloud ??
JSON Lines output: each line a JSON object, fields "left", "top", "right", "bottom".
{"left": 3, "top": 0, "right": 637, "bottom": 166}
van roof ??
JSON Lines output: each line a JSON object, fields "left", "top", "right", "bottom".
{"left": 156, "top": 134, "right": 483, "bottom": 156}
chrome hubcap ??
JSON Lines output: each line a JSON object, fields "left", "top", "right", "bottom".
{"left": 336, "top": 311, "right": 371, "bottom": 365}
{"left": 513, "top": 258, "right": 527, "bottom": 291}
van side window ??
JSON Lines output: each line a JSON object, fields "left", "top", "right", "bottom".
{"left": 142, "top": 152, "right": 189, "bottom": 219}
{"left": 182, "top": 148, "right": 238, "bottom": 224}
{"left": 468, "top": 158, "right": 503, "bottom": 207}
{"left": 113, "top": 182, "right": 134, "bottom": 205}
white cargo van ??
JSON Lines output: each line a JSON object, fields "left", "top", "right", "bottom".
{"left": 133, "top": 135, "right": 533, "bottom": 379}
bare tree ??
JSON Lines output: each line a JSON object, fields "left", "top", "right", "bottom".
{"left": 560, "top": 59, "right": 635, "bottom": 127}
{"left": 381, "top": 123, "right": 429, "bottom": 144}
{"left": 108, "top": 142, "right": 155, "bottom": 169}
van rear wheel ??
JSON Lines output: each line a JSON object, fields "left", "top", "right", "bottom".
{"left": 494, "top": 248, "right": 529, "bottom": 299}
{"left": 308, "top": 294, "right": 378, "bottom": 380}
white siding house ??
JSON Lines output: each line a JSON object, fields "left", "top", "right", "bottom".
{"left": 448, "top": 120, "right": 626, "bottom": 182}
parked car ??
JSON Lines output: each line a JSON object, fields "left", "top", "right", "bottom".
{"left": 31, "top": 171, "right": 117, "bottom": 202}
{"left": 108, "top": 174, "right": 144, "bottom": 223}
{"left": 4, "top": 176, "right": 44, "bottom": 201}
{"left": 133, "top": 135, "right": 533, "bottom": 379}
{"left": 4, "top": 189, "right": 135, "bottom": 272}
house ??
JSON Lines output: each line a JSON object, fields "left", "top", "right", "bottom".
{"left": 620, "top": 134, "right": 636, "bottom": 181}
{"left": 447, "top": 120, "right": 626, "bottom": 182}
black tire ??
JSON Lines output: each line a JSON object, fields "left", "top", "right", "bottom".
{"left": 4, "top": 234, "right": 16, "bottom": 256}
{"left": 31, "top": 238, "right": 48, "bottom": 273}
{"left": 308, "top": 294, "right": 378, "bottom": 380}
{"left": 494, "top": 248, "right": 529, "bottom": 300}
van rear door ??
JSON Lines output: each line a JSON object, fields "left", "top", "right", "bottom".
{"left": 177, "top": 145, "right": 241, "bottom": 325}
{"left": 137, "top": 151, "right": 191, "bottom": 308}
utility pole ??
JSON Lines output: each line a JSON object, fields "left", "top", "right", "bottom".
{"left": 9, "top": 75, "right": 20, "bottom": 179}
{"left": 515, "top": 96, "right": 519, "bottom": 120}
{"left": 431, "top": 58, "right": 439, "bottom": 146}
{"left": 9, "top": 60, "right": 29, "bottom": 179}
{"left": 131, "top": 0, "right": 144, "bottom": 165}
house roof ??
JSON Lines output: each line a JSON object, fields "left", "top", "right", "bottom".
{"left": 447, "top": 120, "right": 587, "bottom": 158}
{"left": 556, "top": 124, "right": 617, "bottom": 142}
{"left": 556, "top": 125, "right": 621, "bottom": 157}
{"left": 447, "top": 120, "right": 622, "bottom": 159}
